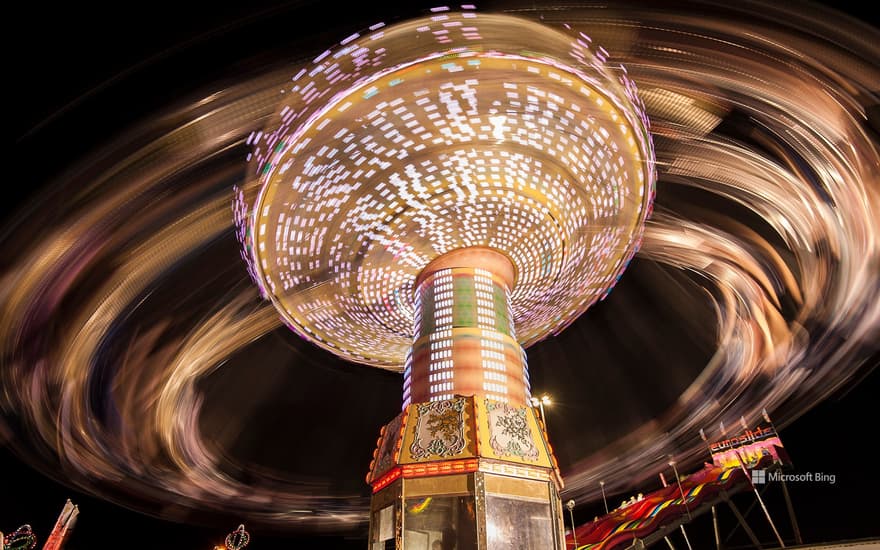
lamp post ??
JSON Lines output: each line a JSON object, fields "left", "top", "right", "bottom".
{"left": 669, "top": 459, "right": 694, "bottom": 550}
{"left": 566, "top": 499, "right": 578, "bottom": 550}
{"left": 530, "top": 394, "right": 552, "bottom": 431}
{"left": 668, "top": 459, "right": 691, "bottom": 521}
{"left": 599, "top": 480, "right": 609, "bottom": 514}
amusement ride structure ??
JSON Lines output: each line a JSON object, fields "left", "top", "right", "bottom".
{"left": 2, "top": 0, "right": 879, "bottom": 547}
{"left": 239, "top": 7, "right": 655, "bottom": 549}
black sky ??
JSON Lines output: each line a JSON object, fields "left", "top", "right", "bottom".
{"left": 5, "top": 1, "right": 880, "bottom": 548}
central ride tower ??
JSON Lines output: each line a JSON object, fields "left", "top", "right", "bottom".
{"left": 367, "top": 246, "right": 564, "bottom": 549}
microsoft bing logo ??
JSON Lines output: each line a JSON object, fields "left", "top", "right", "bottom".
{"left": 750, "top": 469, "right": 836, "bottom": 485}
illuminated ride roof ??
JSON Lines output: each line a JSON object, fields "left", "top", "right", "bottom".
{"left": 239, "top": 8, "right": 656, "bottom": 368}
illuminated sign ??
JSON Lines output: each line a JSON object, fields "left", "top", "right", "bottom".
{"left": 708, "top": 423, "right": 789, "bottom": 470}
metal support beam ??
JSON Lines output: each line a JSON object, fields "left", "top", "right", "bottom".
{"left": 712, "top": 505, "right": 722, "bottom": 550}
{"left": 779, "top": 478, "right": 803, "bottom": 545}
{"left": 679, "top": 525, "right": 693, "bottom": 550}
{"left": 723, "top": 491, "right": 763, "bottom": 549}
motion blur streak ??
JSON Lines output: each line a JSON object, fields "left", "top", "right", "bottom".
{"left": 2, "top": 0, "right": 878, "bottom": 532}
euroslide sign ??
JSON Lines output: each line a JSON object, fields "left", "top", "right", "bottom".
{"left": 708, "top": 422, "right": 789, "bottom": 470}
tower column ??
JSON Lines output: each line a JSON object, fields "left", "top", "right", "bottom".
{"left": 404, "top": 247, "right": 529, "bottom": 408}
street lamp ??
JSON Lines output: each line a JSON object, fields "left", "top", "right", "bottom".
{"left": 668, "top": 459, "right": 695, "bottom": 550}
{"left": 668, "top": 459, "right": 691, "bottom": 521}
{"left": 599, "top": 480, "right": 609, "bottom": 514}
{"left": 566, "top": 499, "right": 578, "bottom": 549}
{"left": 530, "top": 394, "right": 552, "bottom": 430}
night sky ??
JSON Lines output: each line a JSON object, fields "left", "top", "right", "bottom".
{"left": 5, "top": 1, "right": 879, "bottom": 548}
